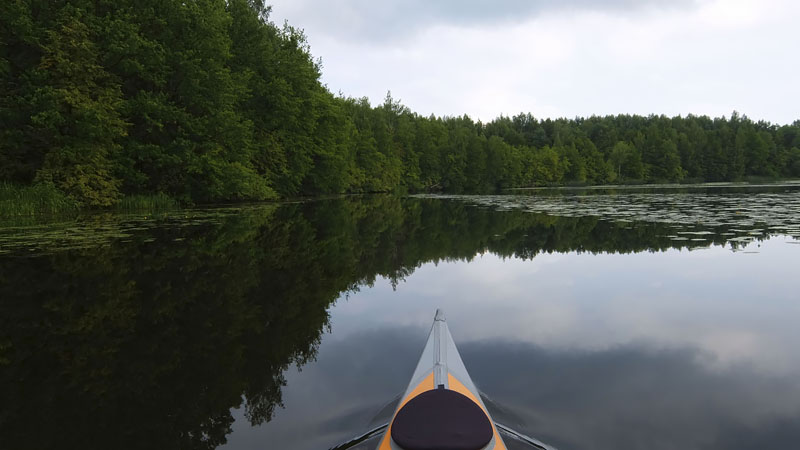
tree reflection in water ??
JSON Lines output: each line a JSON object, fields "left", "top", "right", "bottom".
{"left": 0, "top": 195, "right": 787, "bottom": 449}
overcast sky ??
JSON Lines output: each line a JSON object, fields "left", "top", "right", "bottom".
{"left": 267, "top": 0, "right": 800, "bottom": 124}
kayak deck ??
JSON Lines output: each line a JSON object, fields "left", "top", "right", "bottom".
{"left": 377, "top": 309, "right": 506, "bottom": 450}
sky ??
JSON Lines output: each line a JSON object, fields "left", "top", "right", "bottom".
{"left": 267, "top": 0, "right": 800, "bottom": 124}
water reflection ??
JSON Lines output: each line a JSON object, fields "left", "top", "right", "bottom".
{"left": 227, "top": 324, "right": 800, "bottom": 450}
{"left": 464, "top": 339, "right": 800, "bottom": 450}
{"left": 0, "top": 192, "right": 798, "bottom": 449}
{"left": 226, "top": 235, "right": 800, "bottom": 450}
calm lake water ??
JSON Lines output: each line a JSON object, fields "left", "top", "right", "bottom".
{"left": 2, "top": 185, "right": 800, "bottom": 450}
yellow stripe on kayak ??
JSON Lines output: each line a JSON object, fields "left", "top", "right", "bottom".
{"left": 378, "top": 371, "right": 435, "bottom": 450}
{"left": 448, "top": 374, "right": 507, "bottom": 450}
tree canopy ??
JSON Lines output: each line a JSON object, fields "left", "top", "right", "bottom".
{"left": 2, "top": 1, "right": 799, "bottom": 206}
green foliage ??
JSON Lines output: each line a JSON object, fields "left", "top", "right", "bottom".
{"left": 114, "top": 192, "right": 180, "bottom": 212}
{"left": 788, "top": 148, "right": 800, "bottom": 177}
{"left": 3, "top": 4, "right": 126, "bottom": 206}
{"left": 0, "top": 182, "right": 79, "bottom": 216}
{"left": 609, "top": 141, "right": 644, "bottom": 181}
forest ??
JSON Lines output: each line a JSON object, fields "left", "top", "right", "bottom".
{"left": 2, "top": 0, "right": 800, "bottom": 207}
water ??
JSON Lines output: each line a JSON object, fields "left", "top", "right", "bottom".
{"left": 1, "top": 185, "right": 799, "bottom": 450}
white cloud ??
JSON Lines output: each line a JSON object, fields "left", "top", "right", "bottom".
{"left": 270, "top": 0, "right": 697, "bottom": 42}
{"left": 269, "top": 0, "right": 800, "bottom": 123}
{"left": 329, "top": 236, "right": 800, "bottom": 373}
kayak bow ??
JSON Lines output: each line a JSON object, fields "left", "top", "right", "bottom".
{"left": 377, "top": 309, "right": 506, "bottom": 450}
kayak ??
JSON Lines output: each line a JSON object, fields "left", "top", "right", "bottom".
{"left": 376, "top": 309, "right": 507, "bottom": 450}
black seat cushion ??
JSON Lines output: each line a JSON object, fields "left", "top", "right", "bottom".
{"left": 391, "top": 388, "right": 493, "bottom": 450}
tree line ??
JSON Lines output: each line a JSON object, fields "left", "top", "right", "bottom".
{"left": 2, "top": 0, "right": 800, "bottom": 206}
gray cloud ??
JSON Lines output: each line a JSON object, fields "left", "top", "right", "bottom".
{"left": 270, "top": 0, "right": 700, "bottom": 41}
{"left": 264, "top": 0, "right": 800, "bottom": 124}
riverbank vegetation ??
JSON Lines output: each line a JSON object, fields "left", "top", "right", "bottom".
{"left": 114, "top": 193, "right": 181, "bottom": 213}
{"left": 2, "top": 0, "right": 800, "bottom": 209}
{"left": 0, "top": 182, "right": 79, "bottom": 216}
{"left": 0, "top": 183, "right": 179, "bottom": 217}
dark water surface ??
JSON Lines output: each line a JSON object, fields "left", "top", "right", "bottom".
{"left": 2, "top": 185, "right": 800, "bottom": 450}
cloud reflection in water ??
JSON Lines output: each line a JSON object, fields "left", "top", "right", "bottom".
{"left": 225, "top": 235, "right": 800, "bottom": 450}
